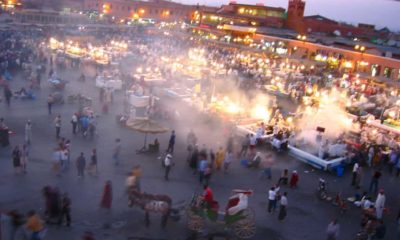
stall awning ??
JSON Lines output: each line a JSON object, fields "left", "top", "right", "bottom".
{"left": 222, "top": 25, "right": 257, "bottom": 33}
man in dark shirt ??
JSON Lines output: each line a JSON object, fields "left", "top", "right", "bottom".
{"left": 166, "top": 130, "right": 176, "bottom": 154}
{"left": 373, "top": 220, "right": 386, "bottom": 239}
{"left": 58, "top": 193, "right": 71, "bottom": 226}
{"left": 369, "top": 170, "right": 382, "bottom": 194}
{"left": 76, "top": 152, "right": 86, "bottom": 178}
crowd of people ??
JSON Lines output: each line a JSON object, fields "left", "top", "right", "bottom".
{"left": 1, "top": 23, "right": 400, "bottom": 240}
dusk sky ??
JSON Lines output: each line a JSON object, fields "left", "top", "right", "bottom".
{"left": 178, "top": 0, "right": 400, "bottom": 31}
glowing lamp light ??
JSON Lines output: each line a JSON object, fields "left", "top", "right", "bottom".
{"left": 389, "top": 111, "right": 396, "bottom": 118}
{"left": 344, "top": 118, "right": 353, "bottom": 126}
{"left": 344, "top": 61, "right": 353, "bottom": 68}
{"left": 227, "top": 103, "right": 240, "bottom": 114}
{"left": 137, "top": 67, "right": 143, "bottom": 73}
{"left": 251, "top": 106, "right": 270, "bottom": 121}
{"left": 361, "top": 84, "right": 366, "bottom": 90}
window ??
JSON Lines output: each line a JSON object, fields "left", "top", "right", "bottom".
{"left": 371, "top": 64, "right": 380, "bottom": 77}
{"left": 383, "top": 67, "right": 392, "bottom": 78}
{"left": 398, "top": 69, "right": 400, "bottom": 81}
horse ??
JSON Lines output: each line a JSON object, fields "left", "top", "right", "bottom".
{"left": 128, "top": 189, "right": 172, "bottom": 228}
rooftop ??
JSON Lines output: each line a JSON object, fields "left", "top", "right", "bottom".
{"left": 227, "top": 2, "right": 286, "bottom": 12}
{"left": 304, "top": 15, "right": 338, "bottom": 24}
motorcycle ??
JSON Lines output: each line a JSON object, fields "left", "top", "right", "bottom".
{"left": 316, "top": 178, "right": 328, "bottom": 200}
{"left": 316, "top": 178, "right": 347, "bottom": 213}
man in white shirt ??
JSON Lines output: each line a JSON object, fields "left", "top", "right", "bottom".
{"left": 249, "top": 134, "right": 257, "bottom": 153}
{"left": 255, "top": 123, "right": 265, "bottom": 140}
{"left": 268, "top": 186, "right": 280, "bottom": 213}
{"left": 71, "top": 113, "right": 78, "bottom": 135}
{"left": 25, "top": 120, "right": 32, "bottom": 145}
{"left": 164, "top": 154, "right": 173, "bottom": 181}
{"left": 54, "top": 115, "right": 62, "bottom": 139}
{"left": 278, "top": 192, "right": 288, "bottom": 221}
{"left": 351, "top": 162, "right": 359, "bottom": 186}
{"left": 375, "top": 189, "right": 386, "bottom": 219}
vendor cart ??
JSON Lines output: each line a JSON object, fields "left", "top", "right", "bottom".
{"left": 187, "top": 189, "right": 256, "bottom": 239}
{"left": 48, "top": 77, "right": 67, "bottom": 91}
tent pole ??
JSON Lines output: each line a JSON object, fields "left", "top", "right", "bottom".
{"left": 143, "top": 133, "right": 148, "bottom": 149}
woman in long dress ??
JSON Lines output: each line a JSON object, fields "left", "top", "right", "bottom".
{"left": 12, "top": 146, "right": 21, "bottom": 174}
{"left": 215, "top": 147, "right": 225, "bottom": 171}
{"left": 100, "top": 181, "right": 113, "bottom": 228}
{"left": 20, "top": 144, "right": 29, "bottom": 173}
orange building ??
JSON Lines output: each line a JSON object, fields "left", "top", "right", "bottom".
{"left": 253, "top": 34, "right": 400, "bottom": 82}
{"left": 1, "top": 0, "right": 22, "bottom": 9}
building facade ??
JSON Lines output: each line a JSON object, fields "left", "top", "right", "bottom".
{"left": 13, "top": 9, "right": 89, "bottom": 24}
{"left": 253, "top": 34, "right": 400, "bottom": 81}
{"left": 197, "top": 3, "right": 286, "bottom": 28}
{"left": 83, "top": 0, "right": 204, "bottom": 21}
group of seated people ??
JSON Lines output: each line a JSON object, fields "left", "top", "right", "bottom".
{"left": 14, "top": 87, "right": 35, "bottom": 100}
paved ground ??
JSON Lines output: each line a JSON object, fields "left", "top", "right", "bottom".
{"left": 1, "top": 59, "right": 400, "bottom": 240}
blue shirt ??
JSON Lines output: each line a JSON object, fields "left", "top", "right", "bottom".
{"left": 198, "top": 159, "right": 208, "bottom": 172}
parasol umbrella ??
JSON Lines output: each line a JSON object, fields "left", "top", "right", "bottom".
{"left": 126, "top": 117, "right": 168, "bottom": 151}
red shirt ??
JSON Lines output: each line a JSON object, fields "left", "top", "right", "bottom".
{"left": 203, "top": 187, "right": 214, "bottom": 204}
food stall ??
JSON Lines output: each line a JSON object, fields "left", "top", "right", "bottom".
{"left": 95, "top": 73, "right": 123, "bottom": 90}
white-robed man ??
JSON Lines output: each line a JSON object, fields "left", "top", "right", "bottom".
{"left": 375, "top": 189, "right": 386, "bottom": 219}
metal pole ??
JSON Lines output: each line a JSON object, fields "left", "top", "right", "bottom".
{"left": 143, "top": 133, "right": 148, "bottom": 149}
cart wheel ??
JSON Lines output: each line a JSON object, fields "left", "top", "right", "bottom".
{"left": 241, "top": 208, "right": 255, "bottom": 219}
{"left": 231, "top": 219, "right": 256, "bottom": 239}
{"left": 186, "top": 209, "right": 204, "bottom": 232}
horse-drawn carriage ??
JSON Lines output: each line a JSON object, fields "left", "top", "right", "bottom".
{"left": 128, "top": 189, "right": 173, "bottom": 228}
{"left": 187, "top": 189, "right": 256, "bottom": 239}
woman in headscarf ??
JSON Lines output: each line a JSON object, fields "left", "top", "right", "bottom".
{"left": 100, "top": 181, "right": 112, "bottom": 210}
